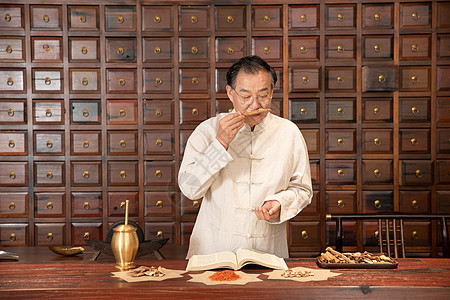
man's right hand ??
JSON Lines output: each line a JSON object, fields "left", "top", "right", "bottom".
{"left": 216, "top": 112, "right": 245, "bottom": 149}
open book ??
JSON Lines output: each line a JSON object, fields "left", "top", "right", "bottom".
{"left": 186, "top": 248, "right": 288, "bottom": 271}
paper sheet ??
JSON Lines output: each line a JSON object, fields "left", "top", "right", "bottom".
{"left": 262, "top": 267, "right": 341, "bottom": 282}
{"left": 188, "top": 271, "right": 262, "bottom": 285}
{"left": 112, "top": 267, "right": 186, "bottom": 282}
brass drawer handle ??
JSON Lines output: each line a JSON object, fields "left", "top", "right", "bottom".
{"left": 9, "top": 171, "right": 16, "bottom": 179}
{"left": 155, "top": 77, "right": 163, "bottom": 85}
{"left": 119, "top": 139, "right": 126, "bottom": 147}
{"left": 300, "top": 108, "right": 307, "bottom": 115}
{"left": 45, "top": 77, "right": 51, "bottom": 85}
{"left": 378, "top": 75, "right": 385, "bottom": 83}
{"left": 43, "top": 44, "right": 50, "bottom": 52}
{"left": 83, "top": 202, "right": 90, "bottom": 210}
{"left": 300, "top": 46, "right": 307, "bottom": 54}
{"left": 411, "top": 44, "right": 419, "bottom": 52}
{"left": 227, "top": 15, "right": 234, "bottom": 24}
{"left": 411, "top": 230, "right": 418, "bottom": 240}
{"left": 410, "top": 138, "right": 418, "bottom": 146}
{"left": 154, "top": 15, "right": 161, "bottom": 23}
{"left": 411, "top": 106, "right": 419, "bottom": 114}
{"left": 46, "top": 140, "right": 53, "bottom": 148}
{"left": 120, "top": 170, "right": 126, "bottom": 179}
{"left": 82, "top": 109, "right": 89, "bottom": 117}
{"left": 192, "top": 77, "right": 199, "bottom": 85}
{"left": 227, "top": 47, "right": 234, "bottom": 55}
{"left": 81, "top": 46, "right": 88, "bottom": 54}
{"left": 374, "top": 13, "right": 381, "bottom": 21}
{"left": 192, "top": 108, "right": 199, "bottom": 116}
{"left": 373, "top": 169, "right": 381, "bottom": 178}
{"left": 156, "top": 139, "right": 162, "bottom": 147}
{"left": 264, "top": 15, "right": 271, "bottom": 22}
{"left": 374, "top": 138, "right": 381, "bottom": 146}
{"left": 193, "top": 200, "right": 199, "bottom": 208}
{"left": 84, "top": 232, "right": 90, "bottom": 241}
{"left": 337, "top": 169, "right": 344, "bottom": 177}
{"left": 43, "top": 14, "right": 50, "bottom": 23}
{"left": 46, "top": 109, "right": 52, "bottom": 117}
{"left": 411, "top": 75, "right": 418, "bottom": 83}
{"left": 8, "top": 108, "right": 14, "bottom": 117}
{"left": 119, "top": 109, "right": 126, "bottom": 117}
{"left": 337, "top": 13, "right": 344, "bottom": 22}
{"left": 119, "top": 78, "right": 126, "bottom": 86}
{"left": 191, "top": 15, "right": 198, "bottom": 23}
{"left": 83, "top": 171, "right": 89, "bottom": 179}
{"left": 83, "top": 140, "right": 89, "bottom": 148}
{"left": 157, "top": 231, "right": 164, "bottom": 239}
{"left": 46, "top": 171, "right": 53, "bottom": 179}
{"left": 82, "top": 78, "right": 88, "bottom": 86}
{"left": 8, "top": 140, "right": 15, "bottom": 148}
{"left": 300, "top": 14, "right": 307, "bottom": 22}
{"left": 154, "top": 46, "right": 161, "bottom": 54}
{"left": 6, "top": 45, "right": 13, "bottom": 54}
{"left": 337, "top": 107, "right": 344, "bottom": 115}
{"left": 7, "top": 78, "right": 14, "bottom": 86}
{"left": 264, "top": 46, "right": 270, "bottom": 55}
{"left": 373, "top": 107, "right": 380, "bottom": 115}
{"left": 374, "top": 200, "right": 381, "bottom": 209}
{"left": 301, "top": 230, "right": 309, "bottom": 240}
{"left": 117, "top": 15, "right": 124, "bottom": 24}
{"left": 47, "top": 201, "right": 53, "bottom": 210}
{"left": 412, "top": 12, "right": 419, "bottom": 21}
{"left": 155, "top": 109, "right": 162, "bottom": 117}
{"left": 156, "top": 200, "right": 163, "bottom": 208}
{"left": 337, "top": 76, "right": 343, "bottom": 84}
{"left": 375, "top": 230, "right": 379, "bottom": 238}
{"left": 5, "top": 13, "right": 11, "bottom": 22}
{"left": 411, "top": 200, "right": 419, "bottom": 209}
{"left": 155, "top": 170, "right": 162, "bottom": 178}
{"left": 337, "top": 138, "right": 344, "bottom": 145}
{"left": 9, "top": 202, "right": 15, "bottom": 210}
{"left": 117, "top": 47, "right": 124, "bottom": 55}
{"left": 120, "top": 201, "right": 126, "bottom": 209}
{"left": 337, "top": 45, "right": 344, "bottom": 53}
{"left": 415, "top": 169, "right": 422, "bottom": 179}
{"left": 374, "top": 44, "right": 381, "bottom": 53}
{"left": 47, "top": 233, "right": 53, "bottom": 241}
{"left": 191, "top": 46, "right": 199, "bottom": 54}
{"left": 337, "top": 200, "right": 345, "bottom": 209}
{"left": 10, "top": 233, "right": 16, "bottom": 241}
{"left": 80, "top": 15, "right": 87, "bottom": 23}
{"left": 302, "top": 76, "right": 309, "bottom": 84}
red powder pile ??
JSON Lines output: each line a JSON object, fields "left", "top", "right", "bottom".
{"left": 208, "top": 270, "right": 242, "bottom": 282}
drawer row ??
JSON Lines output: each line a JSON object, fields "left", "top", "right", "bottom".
{"left": 2, "top": 66, "right": 450, "bottom": 93}
{"left": 1, "top": 3, "right": 448, "bottom": 32}
{"left": 0, "top": 159, "right": 448, "bottom": 187}
{"left": 2, "top": 35, "right": 449, "bottom": 63}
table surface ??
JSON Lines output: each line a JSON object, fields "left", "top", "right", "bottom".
{"left": 1, "top": 246, "right": 450, "bottom": 299}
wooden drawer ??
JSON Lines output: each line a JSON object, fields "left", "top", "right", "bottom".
{"left": 215, "top": 6, "right": 245, "bottom": 32}
{"left": 107, "top": 161, "right": 138, "bottom": 186}
{"left": 290, "top": 68, "right": 320, "bottom": 92}
{"left": 180, "top": 100, "right": 209, "bottom": 125}
{"left": 0, "top": 100, "right": 26, "bottom": 124}
{"left": 33, "top": 100, "right": 63, "bottom": 125}
{"left": 179, "top": 6, "right": 209, "bottom": 32}
{"left": 0, "top": 37, "right": 24, "bottom": 61}
{"left": 106, "top": 69, "right": 137, "bottom": 94}
{"left": 437, "top": 160, "right": 450, "bottom": 185}
{"left": 437, "top": 129, "right": 450, "bottom": 154}
{"left": 144, "top": 69, "right": 173, "bottom": 94}
{"left": 310, "top": 160, "right": 320, "bottom": 185}
{"left": 144, "top": 161, "right": 174, "bottom": 186}
{"left": 400, "top": 66, "right": 430, "bottom": 91}
{"left": 252, "top": 5, "right": 282, "bottom": 30}
{"left": 68, "top": 6, "right": 99, "bottom": 30}
{"left": 69, "top": 69, "right": 100, "bottom": 93}
{"left": 107, "top": 131, "right": 138, "bottom": 155}
{"left": 180, "top": 194, "right": 202, "bottom": 216}
{"left": 400, "top": 191, "right": 430, "bottom": 214}
{"left": 144, "top": 222, "right": 175, "bottom": 244}
{"left": 71, "top": 131, "right": 101, "bottom": 156}
{"left": 399, "top": 98, "right": 430, "bottom": 123}
{"left": 363, "top": 35, "right": 393, "bottom": 59}
{"left": 326, "top": 67, "right": 355, "bottom": 91}
{"left": 362, "top": 221, "right": 381, "bottom": 247}
{"left": 144, "top": 131, "right": 174, "bottom": 155}
{"left": 298, "top": 190, "right": 319, "bottom": 215}
{"left": 216, "top": 37, "right": 247, "bottom": 62}
{"left": 326, "top": 129, "right": 356, "bottom": 154}
{"left": 71, "top": 223, "right": 102, "bottom": 246}
{"left": 31, "top": 37, "right": 62, "bottom": 62}
{"left": 400, "top": 35, "right": 431, "bottom": 60}
{"left": 35, "top": 223, "right": 65, "bottom": 246}
{"left": 35, "top": 192, "right": 64, "bottom": 217}
{"left": 216, "top": 99, "right": 233, "bottom": 115}
{"left": 326, "top": 191, "right": 356, "bottom": 214}
{"left": 437, "top": 191, "right": 450, "bottom": 213}
{"left": 437, "top": 97, "right": 450, "bottom": 124}
{"left": 326, "top": 220, "right": 357, "bottom": 248}
{"left": 438, "top": 2, "right": 450, "bottom": 29}
{"left": 179, "top": 69, "right": 209, "bottom": 94}
{"left": 145, "top": 191, "right": 174, "bottom": 216}
{"left": 0, "top": 192, "right": 28, "bottom": 217}
{"left": 252, "top": 37, "right": 282, "bottom": 62}
{"left": 362, "top": 66, "right": 397, "bottom": 92}
{"left": 289, "top": 37, "right": 319, "bottom": 61}
{"left": 0, "top": 5, "right": 23, "bottom": 29}
{"left": 362, "top": 4, "right": 393, "bottom": 29}
{"left": 71, "top": 192, "right": 102, "bottom": 218}
{"left": 302, "top": 129, "right": 319, "bottom": 154}
{"left": 34, "top": 131, "right": 64, "bottom": 155}
{"left": 144, "top": 100, "right": 173, "bottom": 125}
{"left": 289, "top": 5, "right": 319, "bottom": 30}
{"left": 289, "top": 221, "right": 320, "bottom": 248}
{"left": 438, "top": 66, "right": 450, "bottom": 91}
{"left": 107, "top": 100, "right": 137, "bottom": 125}
{"left": 30, "top": 5, "right": 61, "bottom": 30}
{"left": 362, "top": 191, "right": 394, "bottom": 213}
{"left": 326, "top": 99, "right": 355, "bottom": 122}
{"left": 179, "top": 37, "right": 209, "bottom": 63}
{"left": 0, "top": 224, "right": 27, "bottom": 246}
{"left": 400, "top": 129, "right": 430, "bottom": 154}
{"left": 0, "top": 131, "right": 26, "bottom": 155}
{"left": 362, "top": 160, "right": 393, "bottom": 185}
{"left": 33, "top": 69, "right": 63, "bottom": 93}
{"left": 180, "top": 130, "right": 193, "bottom": 156}
{"left": 105, "top": 6, "right": 136, "bottom": 31}
{"left": 400, "top": 3, "right": 431, "bottom": 29}
{"left": 69, "top": 37, "right": 99, "bottom": 62}
{"left": 71, "top": 161, "right": 102, "bottom": 187}
{"left": 0, "top": 162, "right": 27, "bottom": 186}
{"left": 326, "top": 160, "right": 356, "bottom": 185}
{"left": 0, "top": 69, "right": 25, "bottom": 93}
{"left": 143, "top": 38, "right": 172, "bottom": 63}
{"left": 404, "top": 221, "right": 431, "bottom": 247}
{"left": 71, "top": 100, "right": 100, "bottom": 124}
{"left": 142, "top": 6, "right": 173, "bottom": 31}
{"left": 326, "top": 4, "right": 356, "bottom": 29}
{"left": 400, "top": 160, "right": 433, "bottom": 186}
{"left": 363, "top": 98, "right": 392, "bottom": 123}
{"left": 289, "top": 99, "right": 319, "bottom": 123}
{"left": 362, "top": 129, "right": 393, "bottom": 154}
{"left": 215, "top": 68, "right": 227, "bottom": 93}
{"left": 326, "top": 36, "right": 355, "bottom": 59}
{"left": 438, "top": 35, "right": 450, "bottom": 58}
{"left": 34, "top": 161, "right": 64, "bottom": 187}
{"left": 106, "top": 37, "right": 136, "bottom": 63}
{"left": 108, "top": 192, "right": 138, "bottom": 217}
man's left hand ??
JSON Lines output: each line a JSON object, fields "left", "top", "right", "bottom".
{"left": 255, "top": 200, "right": 281, "bottom": 221}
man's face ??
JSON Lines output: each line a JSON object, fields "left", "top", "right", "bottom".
{"left": 226, "top": 70, "right": 273, "bottom": 128}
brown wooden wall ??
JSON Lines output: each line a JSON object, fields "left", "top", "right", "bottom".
{"left": 0, "top": 0, "right": 449, "bottom": 257}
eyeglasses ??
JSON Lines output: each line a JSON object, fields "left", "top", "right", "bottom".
{"left": 232, "top": 88, "right": 271, "bottom": 106}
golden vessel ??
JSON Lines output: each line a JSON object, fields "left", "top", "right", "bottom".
{"left": 111, "top": 200, "right": 139, "bottom": 270}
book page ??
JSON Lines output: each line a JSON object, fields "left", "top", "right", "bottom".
{"left": 236, "top": 248, "right": 288, "bottom": 270}
{"left": 186, "top": 251, "right": 238, "bottom": 271}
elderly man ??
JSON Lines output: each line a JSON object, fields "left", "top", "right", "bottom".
{"left": 179, "top": 56, "right": 312, "bottom": 259}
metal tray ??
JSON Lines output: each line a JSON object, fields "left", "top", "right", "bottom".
{"left": 316, "top": 259, "right": 398, "bottom": 269}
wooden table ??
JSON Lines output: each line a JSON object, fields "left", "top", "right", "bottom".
{"left": 1, "top": 246, "right": 450, "bottom": 299}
